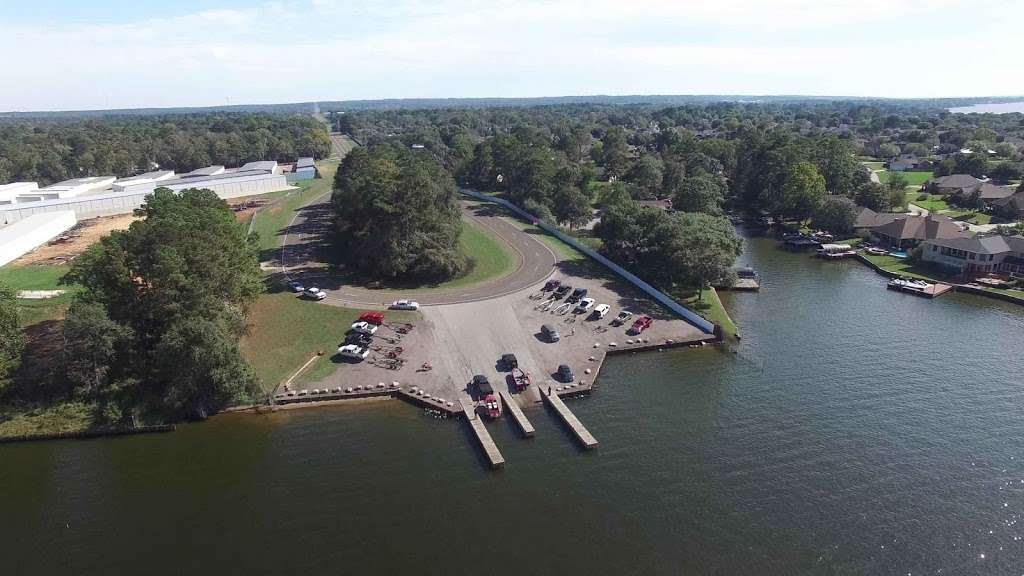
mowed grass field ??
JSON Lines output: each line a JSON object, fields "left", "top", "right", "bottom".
{"left": 879, "top": 170, "right": 933, "bottom": 187}
{"left": 0, "top": 264, "right": 78, "bottom": 326}
{"left": 239, "top": 292, "right": 418, "bottom": 392}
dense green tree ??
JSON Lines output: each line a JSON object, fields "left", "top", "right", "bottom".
{"left": 332, "top": 144, "right": 465, "bottom": 280}
{"left": 63, "top": 188, "right": 263, "bottom": 418}
{"left": 552, "top": 184, "right": 593, "bottom": 228}
{"left": 0, "top": 282, "right": 24, "bottom": 389}
{"left": 775, "top": 161, "right": 826, "bottom": 220}
{"left": 953, "top": 153, "right": 989, "bottom": 178}
{"left": 886, "top": 172, "right": 909, "bottom": 195}
{"left": 599, "top": 126, "right": 630, "bottom": 178}
{"left": 813, "top": 195, "right": 857, "bottom": 235}
{"left": 624, "top": 155, "right": 664, "bottom": 198}
{"left": 854, "top": 181, "right": 890, "bottom": 211}
{"left": 673, "top": 175, "right": 725, "bottom": 215}
{"left": 63, "top": 300, "right": 132, "bottom": 395}
{"left": 990, "top": 161, "right": 1021, "bottom": 183}
{"left": 814, "top": 137, "right": 863, "bottom": 195}
{"left": 594, "top": 203, "right": 741, "bottom": 299}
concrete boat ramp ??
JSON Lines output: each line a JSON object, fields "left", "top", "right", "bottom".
{"left": 456, "top": 385, "right": 597, "bottom": 470}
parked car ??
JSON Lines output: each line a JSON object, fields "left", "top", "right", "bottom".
{"left": 567, "top": 287, "right": 587, "bottom": 303}
{"left": 286, "top": 280, "right": 304, "bottom": 293}
{"left": 541, "top": 323, "right": 560, "bottom": 342}
{"left": 389, "top": 299, "right": 419, "bottom": 310}
{"left": 629, "top": 315, "right": 653, "bottom": 334}
{"left": 350, "top": 321, "right": 379, "bottom": 335}
{"left": 337, "top": 344, "right": 369, "bottom": 361}
{"left": 611, "top": 310, "right": 633, "bottom": 326}
{"left": 359, "top": 311, "right": 385, "bottom": 325}
{"left": 472, "top": 374, "right": 493, "bottom": 396}
{"left": 591, "top": 303, "right": 611, "bottom": 319}
{"left": 543, "top": 279, "right": 561, "bottom": 291}
{"left": 574, "top": 297, "right": 595, "bottom": 314}
{"left": 556, "top": 364, "right": 574, "bottom": 383}
{"left": 303, "top": 287, "right": 326, "bottom": 300}
{"left": 554, "top": 285, "right": 572, "bottom": 298}
{"left": 501, "top": 353, "right": 518, "bottom": 370}
{"left": 344, "top": 332, "right": 373, "bottom": 346}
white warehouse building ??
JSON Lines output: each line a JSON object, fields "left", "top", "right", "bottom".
{"left": 17, "top": 176, "right": 116, "bottom": 203}
{"left": 0, "top": 182, "right": 39, "bottom": 204}
{"left": 112, "top": 170, "right": 176, "bottom": 192}
{"left": 0, "top": 211, "right": 77, "bottom": 266}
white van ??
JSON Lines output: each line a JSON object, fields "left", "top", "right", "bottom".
{"left": 592, "top": 303, "right": 610, "bottom": 319}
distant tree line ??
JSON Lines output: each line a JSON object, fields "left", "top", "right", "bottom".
{"left": 0, "top": 114, "right": 331, "bottom": 186}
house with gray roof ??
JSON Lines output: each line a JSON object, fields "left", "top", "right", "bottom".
{"left": 927, "top": 174, "right": 982, "bottom": 195}
{"left": 992, "top": 189, "right": 1024, "bottom": 219}
{"left": 869, "top": 213, "right": 967, "bottom": 250}
{"left": 921, "top": 234, "right": 1024, "bottom": 276}
{"left": 853, "top": 206, "right": 899, "bottom": 235}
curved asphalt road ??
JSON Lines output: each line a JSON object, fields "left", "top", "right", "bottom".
{"left": 279, "top": 192, "right": 557, "bottom": 308}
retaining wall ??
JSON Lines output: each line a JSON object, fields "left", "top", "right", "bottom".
{"left": 460, "top": 189, "right": 716, "bottom": 334}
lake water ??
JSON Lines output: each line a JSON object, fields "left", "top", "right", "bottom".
{"left": 949, "top": 101, "right": 1024, "bottom": 114}
{"left": 4, "top": 232, "right": 1024, "bottom": 575}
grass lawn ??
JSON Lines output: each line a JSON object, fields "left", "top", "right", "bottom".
{"left": 0, "top": 401, "right": 99, "bottom": 439}
{"left": 239, "top": 292, "right": 418, "bottom": 392}
{"left": 678, "top": 286, "right": 737, "bottom": 339}
{"left": 0, "top": 264, "right": 80, "bottom": 326}
{"left": 860, "top": 253, "right": 957, "bottom": 283}
{"left": 905, "top": 191, "right": 951, "bottom": 212}
{"left": 449, "top": 219, "right": 515, "bottom": 288}
{"left": 946, "top": 211, "right": 992, "bottom": 225}
{"left": 879, "top": 170, "right": 932, "bottom": 187}
{"left": 251, "top": 159, "right": 339, "bottom": 253}
{"left": 862, "top": 161, "right": 885, "bottom": 172}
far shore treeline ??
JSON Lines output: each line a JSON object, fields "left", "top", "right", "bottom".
{"left": 0, "top": 114, "right": 331, "bottom": 186}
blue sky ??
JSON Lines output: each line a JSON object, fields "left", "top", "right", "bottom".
{"left": 1, "top": 0, "right": 1021, "bottom": 111}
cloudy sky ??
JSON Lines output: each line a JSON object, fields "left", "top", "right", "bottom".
{"left": 2, "top": 0, "right": 1021, "bottom": 111}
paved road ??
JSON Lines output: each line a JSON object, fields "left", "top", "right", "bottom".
{"left": 278, "top": 193, "right": 557, "bottom": 307}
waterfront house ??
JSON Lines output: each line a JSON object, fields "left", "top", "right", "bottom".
{"left": 868, "top": 214, "right": 967, "bottom": 250}
{"left": 992, "top": 190, "right": 1024, "bottom": 219}
{"left": 921, "top": 234, "right": 1024, "bottom": 276}
{"left": 853, "top": 206, "right": 899, "bottom": 236}
{"left": 926, "top": 174, "right": 982, "bottom": 195}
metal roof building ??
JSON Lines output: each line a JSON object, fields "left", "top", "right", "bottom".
{"left": 0, "top": 211, "right": 77, "bottom": 266}
{"left": 0, "top": 182, "right": 39, "bottom": 204}
{"left": 112, "top": 170, "right": 176, "bottom": 192}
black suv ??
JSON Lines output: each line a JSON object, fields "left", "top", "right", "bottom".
{"left": 567, "top": 288, "right": 587, "bottom": 303}
{"left": 557, "top": 364, "right": 574, "bottom": 383}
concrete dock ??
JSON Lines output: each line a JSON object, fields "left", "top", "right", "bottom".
{"left": 460, "top": 399, "right": 505, "bottom": 469}
{"left": 542, "top": 388, "right": 598, "bottom": 449}
{"left": 499, "top": 390, "right": 535, "bottom": 437}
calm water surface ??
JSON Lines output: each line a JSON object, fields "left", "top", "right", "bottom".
{"left": 4, "top": 232, "right": 1024, "bottom": 575}
{"left": 949, "top": 101, "right": 1024, "bottom": 114}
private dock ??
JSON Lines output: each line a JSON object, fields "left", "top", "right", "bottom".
{"left": 499, "top": 390, "right": 535, "bottom": 437}
{"left": 542, "top": 388, "right": 598, "bottom": 449}
{"left": 887, "top": 281, "right": 954, "bottom": 299}
{"left": 460, "top": 399, "right": 505, "bottom": 469}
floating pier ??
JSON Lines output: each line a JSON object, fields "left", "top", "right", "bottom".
{"left": 499, "top": 390, "right": 535, "bottom": 437}
{"left": 542, "top": 388, "right": 598, "bottom": 449}
{"left": 460, "top": 399, "right": 505, "bottom": 469}
{"left": 887, "top": 281, "right": 954, "bottom": 299}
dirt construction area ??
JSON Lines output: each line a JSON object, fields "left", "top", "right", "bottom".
{"left": 11, "top": 213, "right": 138, "bottom": 266}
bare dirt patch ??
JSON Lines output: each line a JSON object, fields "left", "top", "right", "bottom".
{"left": 12, "top": 214, "right": 138, "bottom": 266}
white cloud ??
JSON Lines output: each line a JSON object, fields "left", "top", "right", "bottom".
{"left": 1, "top": 0, "right": 1022, "bottom": 110}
